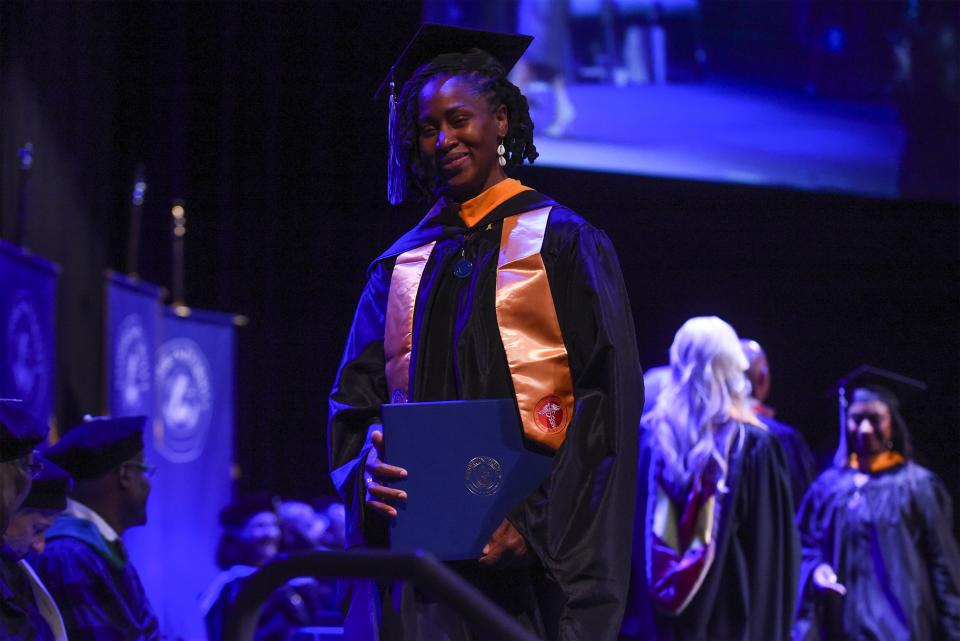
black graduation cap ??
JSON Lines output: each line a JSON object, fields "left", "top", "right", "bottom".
{"left": 45, "top": 415, "right": 146, "bottom": 480}
{"left": 378, "top": 24, "right": 533, "bottom": 205}
{"left": 374, "top": 23, "right": 533, "bottom": 101}
{"left": 219, "top": 491, "right": 278, "bottom": 529}
{"left": 21, "top": 455, "right": 73, "bottom": 511}
{"left": 831, "top": 364, "right": 927, "bottom": 407}
{"left": 0, "top": 399, "right": 49, "bottom": 462}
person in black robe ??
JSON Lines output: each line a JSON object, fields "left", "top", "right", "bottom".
{"left": 327, "top": 24, "right": 642, "bottom": 641}
{"left": 794, "top": 372, "right": 960, "bottom": 641}
{"left": 4, "top": 455, "right": 72, "bottom": 641}
{"left": 740, "top": 338, "right": 816, "bottom": 508}
{"left": 0, "top": 400, "right": 53, "bottom": 641}
{"left": 0, "top": 544, "right": 53, "bottom": 641}
{"left": 622, "top": 317, "right": 798, "bottom": 641}
{"left": 32, "top": 415, "right": 160, "bottom": 641}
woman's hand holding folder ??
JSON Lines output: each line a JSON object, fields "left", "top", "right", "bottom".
{"left": 479, "top": 519, "right": 530, "bottom": 568}
{"left": 364, "top": 430, "right": 408, "bottom": 518}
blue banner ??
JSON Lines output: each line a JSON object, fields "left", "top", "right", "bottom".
{"left": 0, "top": 239, "right": 57, "bottom": 429}
{"left": 105, "top": 273, "right": 163, "bottom": 419}
{"left": 151, "top": 307, "right": 236, "bottom": 639}
{"left": 105, "top": 276, "right": 238, "bottom": 640}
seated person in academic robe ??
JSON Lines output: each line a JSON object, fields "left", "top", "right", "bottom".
{"left": 33, "top": 415, "right": 160, "bottom": 641}
{"left": 622, "top": 317, "right": 799, "bottom": 641}
{"left": 202, "top": 493, "right": 338, "bottom": 641}
{"left": 328, "top": 23, "right": 642, "bottom": 641}
{"left": 0, "top": 399, "right": 53, "bottom": 641}
{"left": 794, "top": 369, "right": 960, "bottom": 641}
{"left": 740, "top": 338, "right": 816, "bottom": 507}
{"left": 5, "top": 455, "right": 72, "bottom": 641}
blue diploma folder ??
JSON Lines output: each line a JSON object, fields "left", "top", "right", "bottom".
{"left": 381, "top": 399, "right": 554, "bottom": 560}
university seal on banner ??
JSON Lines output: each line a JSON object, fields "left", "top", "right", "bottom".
{"left": 535, "top": 395, "right": 565, "bottom": 433}
{"left": 5, "top": 291, "right": 48, "bottom": 418}
{"left": 113, "top": 315, "right": 151, "bottom": 414}
{"left": 155, "top": 337, "right": 213, "bottom": 463}
{"left": 464, "top": 456, "right": 502, "bottom": 496}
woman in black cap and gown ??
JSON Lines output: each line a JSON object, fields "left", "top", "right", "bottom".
{"left": 794, "top": 368, "right": 960, "bottom": 641}
{"left": 327, "top": 23, "right": 642, "bottom": 641}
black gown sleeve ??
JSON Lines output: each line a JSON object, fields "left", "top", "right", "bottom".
{"left": 327, "top": 262, "right": 392, "bottom": 548}
{"left": 508, "top": 222, "right": 643, "bottom": 641}
{"left": 778, "top": 423, "right": 817, "bottom": 508}
{"left": 918, "top": 471, "right": 960, "bottom": 640}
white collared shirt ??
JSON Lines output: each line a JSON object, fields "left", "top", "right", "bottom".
{"left": 64, "top": 498, "right": 120, "bottom": 542}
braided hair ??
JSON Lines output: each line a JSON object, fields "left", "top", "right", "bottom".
{"left": 389, "top": 48, "right": 538, "bottom": 204}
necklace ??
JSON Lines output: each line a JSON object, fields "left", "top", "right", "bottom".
{"left": 453, "top": 248, "right": 473, "bottom": 278}
{"left": 453, "top": 231, "right": 475, "bottom": 278}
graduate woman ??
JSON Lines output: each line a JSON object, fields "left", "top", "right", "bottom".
{"left": 621, "top": 316, "right": 798, "bottom": 641}
{"left": 327, "top": 24, "right": 643, "bottom": 641}
{"left": 794, "top": 368, "right": 960, "bottom": 641}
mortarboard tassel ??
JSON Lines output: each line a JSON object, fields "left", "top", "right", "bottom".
{"left": 387, "top": 78, "right": 405, "bottom": 205}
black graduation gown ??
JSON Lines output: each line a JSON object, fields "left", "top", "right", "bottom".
{"left": 758, "top": 414, "right": 817, "bottom": 511}
{"left": 327, "top": 190, "right": 643, "bottom": 640}
{"left": 795, "top": 461, "right": 960, "bottom": 641}
{"left": 0, "top": 545, "right": 54, "bottom": 641}
{"left": 622, "top": 424, "right": 799, "bottom": 641}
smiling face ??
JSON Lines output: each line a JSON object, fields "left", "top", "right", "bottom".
{"left": 417, "top": 74, "right": 508, "bottom": 202}
{"left": 847, "top": 399, "right": 894, "bottom": 459}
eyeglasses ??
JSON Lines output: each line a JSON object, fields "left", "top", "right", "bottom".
{"left": 122, "top": 461, "right": 158, "bottom": 479}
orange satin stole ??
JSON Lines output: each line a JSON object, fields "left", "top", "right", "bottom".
{"left": 383, "top": 202, "right": 573, "bottom": 451}
{"left": 495, "top": 207, "right": 573, "bottom": 451}
{"left": 384, "top": 242, "right": 436, "bottom": 404}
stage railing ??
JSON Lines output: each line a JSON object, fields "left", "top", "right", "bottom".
{"left": 221, "top": 549, "right": 541, "bottom": 641}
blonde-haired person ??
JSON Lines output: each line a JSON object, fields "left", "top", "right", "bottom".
{"left": 622, "top": 316, "right": 799, "bottom": 641}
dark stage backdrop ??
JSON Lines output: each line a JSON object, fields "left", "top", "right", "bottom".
{"left": 1, "top": 1, "right": 957, "bottom": 528}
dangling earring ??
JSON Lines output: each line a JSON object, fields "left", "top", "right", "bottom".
{"left": 886, "top": 440, "right": 894, "bottom": 450}
{"left": 497, "top": 139, "right": 506, "bottom": 167}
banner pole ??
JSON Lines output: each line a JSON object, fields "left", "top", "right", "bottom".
{"left": 171, "top": 200, "right": 186, "bottom": 308}
{"left": 126, "top": 164, "right": 147, "bottom": 277}
{"left": 15, "top": 142, "right": 33, "bottom": 248}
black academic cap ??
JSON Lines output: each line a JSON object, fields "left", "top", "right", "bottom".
{"left": 829, "top": 365, "right": 925, "bottom": 464}
{"left": 45, "top": 415, "right": 146, "bottom": 480}
{"left": 219, "top": 491, "right": 278, "bottom": 529}
{"left": 379, "top": 23, "right": 533, "bottom": 204}
{"left": 21, "top": 455, "right": 73, "bottom": 511}
{"left": 374, "top": 23, "right": 533, "bottom": 100}
{"left": 0, "top": 399, "right": 49, "bottom": 462}
{"left": 832, "top": 364, "right": 927, "bottom": 408}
